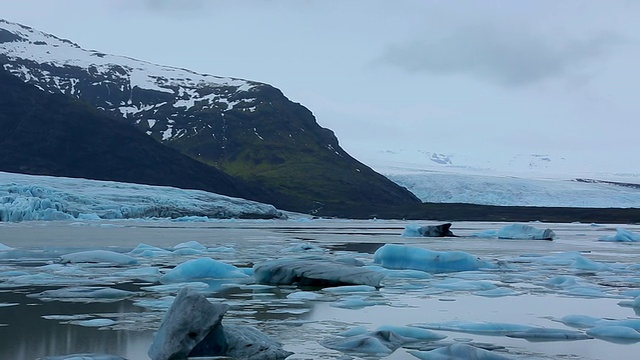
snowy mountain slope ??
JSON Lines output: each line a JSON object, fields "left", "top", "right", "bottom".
{"left": 363, "top": 148, "right": 640, "bottom": 181}
{"left": 0, "top": 19, "right": 419, "bottom": 215}
{"left": 363, "top": 149, "right": 640, "bottom": 208}
{"left": 0, "top": 19, "right": 260, "bottom": 145}
{"left": 388, "top": 171, "right": 640, "bottom": 208}
{"left": 0, "top": 171, "right": 282, "bottom": 222}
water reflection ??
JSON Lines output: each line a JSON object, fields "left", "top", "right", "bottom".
{"left": 0, "top": 288, "right": 153, "bottom": 359}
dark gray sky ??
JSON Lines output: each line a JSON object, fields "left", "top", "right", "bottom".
{"left": 2, "top": 0, "right": 639, "bottom": 173}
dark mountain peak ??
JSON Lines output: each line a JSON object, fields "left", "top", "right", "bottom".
{"left": 0, "top": 19, "right": 79, "bottom": 48}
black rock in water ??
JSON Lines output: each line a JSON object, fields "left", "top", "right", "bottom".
{"left": 419, "top": 223, "right": 456, "bottom": 237}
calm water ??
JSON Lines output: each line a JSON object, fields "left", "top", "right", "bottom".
{"left": 1, "top": 219, "right": 639, "bottom": 359}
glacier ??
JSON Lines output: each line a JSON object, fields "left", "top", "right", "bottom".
{"left": 0, "top": 171, "right": 282, "bottom": 221}
{"left": 388, "top": 171, "right": 640, "bottom": 208}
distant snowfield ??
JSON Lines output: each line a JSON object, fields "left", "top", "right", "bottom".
{"left": 0, "top": 172, "right": 281, "bottom": 221}
{"left": 361, "top": 149, "right": 640, "bottom": 208}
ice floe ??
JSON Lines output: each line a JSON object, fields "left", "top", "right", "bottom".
{"left": 473, "top": 223, "right": 556, "bottom": 240}
{"left": 159, "top": 257, "right": 250, "bottom": 284}
{"left": 373, "top": 244, "right": 491, "bottom": 273}
{"left": 599, "top": 228, "right": 640, "bottom": 242}
{"left": 60, "top": 250, "right": 138, "bottom": 265}
{"left": 253, "top": 258, "right": 384, "bottom": 288}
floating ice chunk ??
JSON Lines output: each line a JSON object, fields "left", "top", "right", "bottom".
{"left": 322, "top": 285, "right": 377, "bottom": 294}
{"left": 148, "top": 287, "right": 229, "bottom": 360}
{"left": 148, "top": 287, "right": 291, "bottom": 360}
{"left": 0, "top": 242, "right": 13, "bottom": 251}
{"left": 432, "top": 279, "right": 497, "bottom": 291}
{"left": 141, "top": 282, "right": 211, "bottom": 294}
{"left": 7, "top": 273, "right": 100, "bottom": 286}
{"left": 173, "top": 241, "right": 207, "bottom": 251}
{"left": 556, "top": 315, "right": 603, "bottom": 329}
{"left": 320, "top": 330, "right": 410, "bottom": 354}
{"left": 286, "top": 291, "right": 322, "bottom": 300}
{"left": 376, "top": 325, "right": 446, "bottom": 341}
{"left": 60, "top": 250, "right": 138, "bottom": 265}
{"left": 172, "top": 248, "right": 203, "bottom": 255}
{"left": 253, "top": 258, "right": 384, "bottom": 288}
{"left": 412, "top": 321, "right": 533, "bottom": 335}
{"left": 473, "top": 288, "right": 523, "bottom": 298}
{"left": 130, "top": 243, "right": 171, "bottom": 257}
{"left": 545, "top": 275, "right": 580, "bottom": 288}
{"left": 159, "top": 258, "right": 250, "bottom": 284}
{"left": 73, "top": 318, "right": 117, "bottom": 327}
{"left": 402, "top": 223, "right": 455, "bottom": 237}
{"left": 114, "top": 267, "right": 162, "bottom": 282}
{"left": 572, "top": 255, "right": 611, "bottom": 271}
{"left": 365, "top": 265, "right": 433, "bottom": 279}
{"left": 618, "top": 295, "right": 640, "bottom": 308}
{"left": 39, "top": 354, "right": 127, "bottom": 360}
{"left": 586, "top": 325, "right": 640, "bottom": 344}
{"left": 472, "top": 229, "right": 499, "bottom": 238}
{"left": 599, "top": 228, "right": 640, "bottom": 242}
{"left": 330, "top": 295, "right": 387, "bottom": 309}
{"left": 505, "top": 327, "right": 591, "bottom": 341}
{"left": 408, "top": 343, "right": 512, "bottom": 360}
{"left": 373, "top": 244, "right": 490, "bottom": 273}
{"left": 338, "top": 326, "right": 369, "bottom": 337}
{"left": 207, "top": 246, "right": 235, "bottom": 253}
{"left": 0, "top": 302, "right": 18, "bottom": 307}
{"left": 29, "top": 286, "right": 136, "bottom": 302}
{"left": 474, "top": 224, "right": 555, "bottom": 240}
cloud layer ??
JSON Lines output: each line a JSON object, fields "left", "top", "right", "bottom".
{"left": 379, "top": 23, "right": 621, "bottom": 87}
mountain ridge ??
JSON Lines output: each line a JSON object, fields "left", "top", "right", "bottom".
{"left": 0, "top": 19, "right": 420, "bottom": 215}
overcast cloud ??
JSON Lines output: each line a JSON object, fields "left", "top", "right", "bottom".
{"left": 379, "top": 24, "right": 621, "bottom": 87}
{"left": 1, "top": 0, "right": 639, "bottom": 176}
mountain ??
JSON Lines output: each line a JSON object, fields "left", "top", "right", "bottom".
{"left": 0, "top": 68, "right": 271, "bottom": 204}
{"left": 0, "top": 19, "right": 419, "bottom": 215}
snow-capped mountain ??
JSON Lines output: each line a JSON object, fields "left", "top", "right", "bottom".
{"left": 0, "top": 19, "right": 419, "bottom": 215}
{"left": 362, "top": 149, "right": 640, "bottom": 208}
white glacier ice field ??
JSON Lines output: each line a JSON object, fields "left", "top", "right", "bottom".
{"left": 1, "top": 219, "right": 640, "bottom": 359}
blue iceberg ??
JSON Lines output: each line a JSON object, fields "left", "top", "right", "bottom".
{"left": 159, "top": 258, "right": 251, "bottom": 284}
{"left": 599, "top": 228, "right": 640, "bottom": 242}
{"left": 373, "top": 244, "right": 491, "bottom": 273}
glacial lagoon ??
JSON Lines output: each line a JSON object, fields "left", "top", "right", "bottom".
{"left": 1, "top": 219, "right": 639, "bottom": 359}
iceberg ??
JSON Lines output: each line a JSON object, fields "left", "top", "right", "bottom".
{"left": 253, "top": 258, "right": 384, "bottom": 288}
{"left": 473, "top": 224, "right": 555, "bottom": 240}
{"left": 373, "top": 244, "right": 490, "bottom": 273}
{"left": 148, "top": 287, "right": 292, "bottom": 360}
{"left": 599, "top": 228, "right": 640, "bottom": 242}
{"left": 159, "top": 258, "right": 250, "bottom": 284}
{"left": 0, "top": 242, "right": 14, "bottom": 251}
{"left": 505, "top": 327, "right": 591, "bottom": 341}
{"left": 59, "top": 250, "right": 138, "bottom": 265}
{"left": 402, "top": 223, "right": 455, "bottom": 237}
{"left": 29, "top": 286, "right": 136, "bottom": 302}
{"left": 586, "top": 325, "right": 640, "bottom": 344}
{"left": 0, "top": 171, "right": 283, "bottom": 222}
{"left": 411, "top": 321, "right": 533, "bottom": 336}
{"left": 320, "top": 329, "right": 414, "bottom": 355}
{"left": 408, "top": 343, "right": 513, "bottom": 360}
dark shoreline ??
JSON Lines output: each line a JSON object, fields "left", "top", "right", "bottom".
{"left": 323, "top": 203, "right": 640, "bottom": 224}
